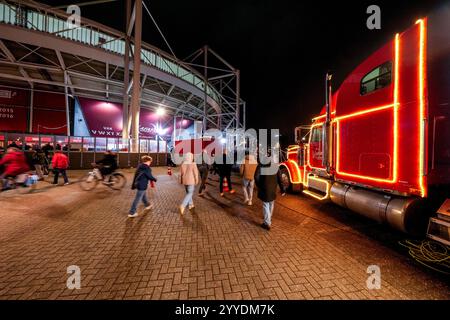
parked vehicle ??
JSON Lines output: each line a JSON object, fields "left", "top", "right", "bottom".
{"left": 279, "top": 9, "right": 450, "bottom": 235}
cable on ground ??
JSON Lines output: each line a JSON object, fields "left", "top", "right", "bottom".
{"left": 399, "top": 239, "right": 450, "bottom": 275}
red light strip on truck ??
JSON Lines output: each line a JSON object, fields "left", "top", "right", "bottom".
{"left": 334, "top": 33, "right": 400, "bottom": 184}
{"left": 416, "top": 19, "right": 427, "bottom": 197}
{"left": 302, "top": 175, "right": 331, "bottom": 201}
{"left": 307, "top": 122, "right": 327, "bottom": 171}
{"left": 312, "top": 111, "right": 336, "bottom": 121}
{"left": 286, "top": 160, "right": 302, "bottom": 184}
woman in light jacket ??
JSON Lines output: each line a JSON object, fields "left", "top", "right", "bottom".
{"left": 240, "top": 153, "right": 258, "bottom": 205}
{"left": 179, "top": 152, "right": 199, "bottom": 215}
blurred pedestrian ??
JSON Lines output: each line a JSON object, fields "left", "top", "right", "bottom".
{"left": 42, "top": 143, "right": 53, "bottom": 157}
{"left": 216, "top": 150, "right": 235, "bottom": 196}
{"left": 179, "top": 152, "right": 199, "bottom": 215}
{"left": 254, "top": 163, "right": 279, "bottom": 230}
{"left": 7, "top": 140, "right": 20, "bottom": 149}
{"left": 0, "top": 147, "right": 29, "bottom": 190}
{"left": 197, "top": 151, "right": 210, "bottom": 196}
{"left": 240, "top": 153, "right": 258, "bottom": 205}
{"left": 51, "top": 146, "right": 69, "bottom": 185}
{"left": 129, "top": 155, "right": 157, "bottom": 218}
{"left": 31, "top": 148, "right": 46, "bottom": 180}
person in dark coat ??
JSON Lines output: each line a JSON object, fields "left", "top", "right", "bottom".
{"left": 216, "top": 151, "right": 235, "bottom": 196}
{"left": 254, "top": 163, "right": 280, "bottom": 230}
{"left": 129, "top": 155, "right": 157, "bottom": 218}
{"left": 31, "top": 148, "right": 47, "bottom": 180}
{"left": 7, "top": 140, "right": 20, "bottom": 150}
{"left": 41, "top": 143, "right": 53, "bottom": 163}
{"left": 197, "top": 151, "right": 211, "bottom": 196}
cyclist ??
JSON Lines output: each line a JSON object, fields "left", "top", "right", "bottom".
{"left": 95, "top": 150, "right": 118, "bottom": 183}
{"left": 0, "top": 147, "right": 30, "bottom": 190}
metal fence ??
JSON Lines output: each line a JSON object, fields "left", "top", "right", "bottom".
{"left": 0, "top": 132, "right": 169, "bottom": 168}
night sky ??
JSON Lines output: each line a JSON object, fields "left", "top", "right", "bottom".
{"left": 42, "top": 0, "right": 449, "bottom": 145}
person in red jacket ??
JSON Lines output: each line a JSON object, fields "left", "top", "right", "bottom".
{"left": 0, "top": 147, "right": 29, "bottom": 178}
{"left": 51, "top": 147, "right": 69, "bottom": 185}
{"left": 0, "top": 147, "right": 30, "bottom": 190}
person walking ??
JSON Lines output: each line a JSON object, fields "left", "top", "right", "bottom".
{"left": 129, "top": 155, "right": 157, "bottom": 218}
{"left": 254, "top": 163, "right": 279, "bottom": 230}
{"left": 31, "top": 148, "right": 46, "bottom": 180}
{"left": 51, "top": 147, "right": 69, "bottom": 185}
{"left": 179, "top": 152, "right": 199, "bottom": 215}
{"left": 197, "top": 151, "right": 210, "bottom": 196}
{"left": 217, "top": 150, "right": 235, "bottom": 196}
{"left": 240, "top": 153, "right": 258, "bottom": 205}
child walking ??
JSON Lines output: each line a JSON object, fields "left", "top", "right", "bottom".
{"left": 129, "top": 155, "right": 157, "bottom": 218}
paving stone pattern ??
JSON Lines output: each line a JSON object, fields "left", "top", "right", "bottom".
{"left": 0, "top": 168, "right": 449, "bottom": 300}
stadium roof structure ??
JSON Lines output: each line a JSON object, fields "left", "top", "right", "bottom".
{"left": 0, "top": 0, "right": 245, "bottom": 137}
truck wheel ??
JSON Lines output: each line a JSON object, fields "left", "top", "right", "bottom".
{"left": 279, "top": 167, "right": 293, "bottom": 193}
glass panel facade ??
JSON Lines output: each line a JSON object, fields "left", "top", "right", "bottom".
{"left": 69, "top": 137, "right": 83, "bottom": 151}
{"left": 106, "top": 138, "right": 119, "bottom": 151}
{"left": 139, "top": 139, "right": 148, "bottom": 153}
{"left": 118, "top": 139, "right": 129, "bottom": 152}
{"left": 55, "top": 136, "right": 69, "bottom": 150}
{"left": 95, "top": 138, "right": 107, "bottom": 152}
{"left": 82, "top": 137, "right": 95, "bottom": 152}
{"left": 149, "top": 140, "right": 158, "bottom": 153}
{"left": 158, "top": 140, "right": 167, "bottom": 153}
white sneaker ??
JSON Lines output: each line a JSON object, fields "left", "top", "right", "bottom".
{"left": 128, "top": 213, "right": 138, "bottom": 218}
{"left": 64, "top": 182, "right": 70, "bottom": 186}
{"left": 145, "top": 204, "right": 153, "bottom": 210}
{"left": 179, "top": 205, "right": 185, "bottom": 215}
{"left": 248, "top": 201, "right": 252, "bottom": 206}
{"left": 189, "top": 205, "right": 195, "bottom": 210}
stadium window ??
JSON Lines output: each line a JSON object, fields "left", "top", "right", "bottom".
{"left": 360, "top": 61, "right": 392, "bottom": 95}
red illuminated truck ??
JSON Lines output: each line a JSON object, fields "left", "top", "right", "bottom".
{"left": 279, "top": 9, "right": 450, "bottom": 235}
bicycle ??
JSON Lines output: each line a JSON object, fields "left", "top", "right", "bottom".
{"left": 79, "top": 164, "right": 126, "bottom": 191}
{"left": 1, "top": 173, "right": 39, "bottom": 194}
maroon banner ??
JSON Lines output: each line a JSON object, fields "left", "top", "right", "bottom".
{"left": 78, "top": 98, "right": 123, "bottom": 137}
{"left": 139, "top": 108, "right": 172, "bottom": 138}
{"left": 0, "top": 87, "right": 29, "bottom": 132}
{"left": 78, "top": 97, "right": 193, "bottom": 138}
{"left": 32, "top": 92, "right": 67, "bottom": 134}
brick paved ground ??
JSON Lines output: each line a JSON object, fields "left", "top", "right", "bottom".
{"left": 0, "top": 167, "right": 449, "bottom": 300}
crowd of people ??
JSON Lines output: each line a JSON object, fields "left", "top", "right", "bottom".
{"left": 1, "top": 142, "right": 284, "bottom": 230}
{"left": 0, "top": 143, "right": 71, "bottom": 190}
{"left": 129, "top": 150, "right": 285, "bottom": 231}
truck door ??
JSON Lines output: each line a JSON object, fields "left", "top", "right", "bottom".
{"left": 308, "top": 124, "right": 325, "bottom": 169}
